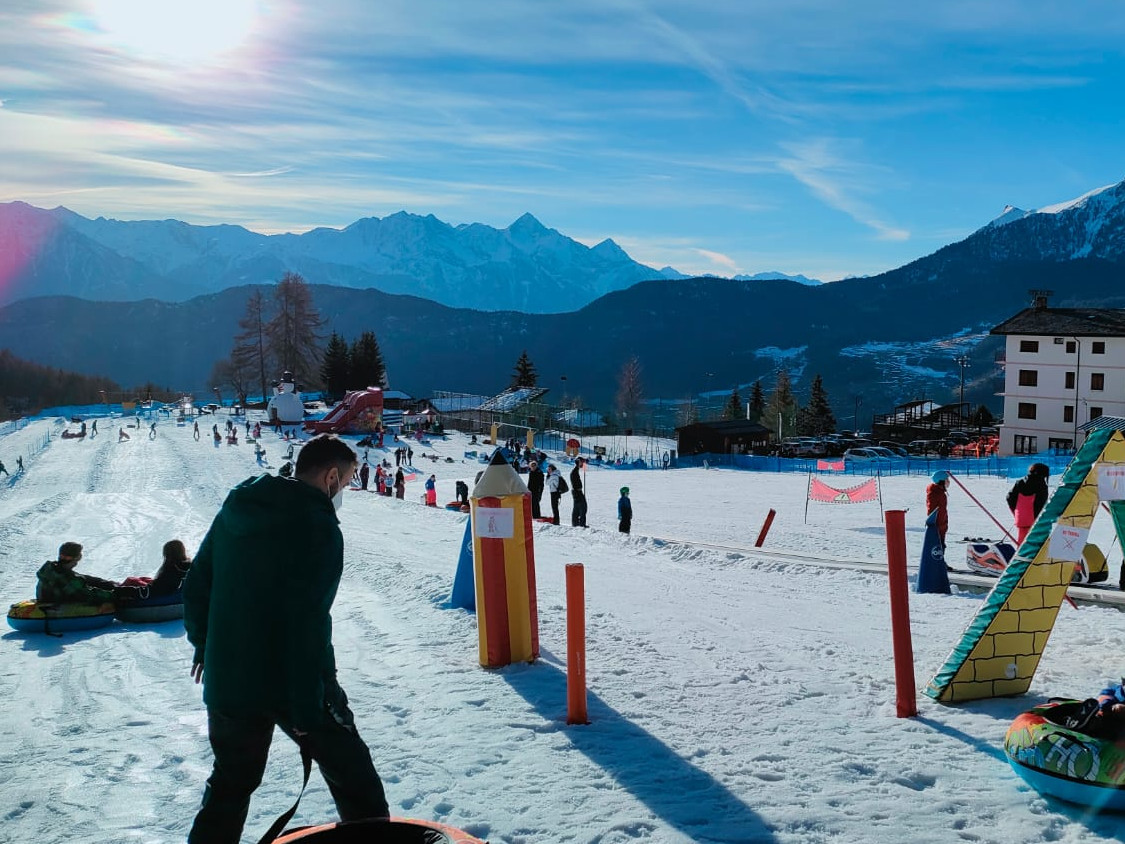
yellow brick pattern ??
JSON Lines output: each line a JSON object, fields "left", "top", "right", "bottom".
{"left": 937, "top": 434, "right": 1125, "bottom": 702}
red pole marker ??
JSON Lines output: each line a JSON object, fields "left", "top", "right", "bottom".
{"left": 884, "top": 509, "right": 918, "bottom": 718}
{"left": 754, "top": 509, "right": 777, "bottom": 547}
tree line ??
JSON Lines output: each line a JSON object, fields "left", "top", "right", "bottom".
{"left": 0, "top": 349, "right": 120, "bottom": 420}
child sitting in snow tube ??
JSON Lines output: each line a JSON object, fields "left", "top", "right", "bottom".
{"left": 115, "top": 540, "right": 193, "bottom": 622}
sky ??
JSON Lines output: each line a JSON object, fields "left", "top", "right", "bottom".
{"left": 2, "top": 2, "right": 1125, "bottom": 280}
{"left": 6, "top": 412, "right": 1125, "bottom": 842}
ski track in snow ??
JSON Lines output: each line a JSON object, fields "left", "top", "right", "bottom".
{"left": 3, "top": 416, "right": 1125, "bottom": 842}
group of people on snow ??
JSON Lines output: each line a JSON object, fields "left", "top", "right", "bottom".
{"left": 35, "top": 539, "right": 193, "bottom": 606}
{"left": 925, "top": 461, "right": 1052, "bottom": 557}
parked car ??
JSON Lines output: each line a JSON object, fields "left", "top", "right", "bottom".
{"left": 843, "top": 447, "right": 893, "bottom": 462}
{"left": 878, "top": 441, "right": 909, "bottom": 457}
{"left": 869, "top": 445, "right": 905, "bottom": 459}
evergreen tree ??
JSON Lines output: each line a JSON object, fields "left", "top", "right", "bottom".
{"left": 762, "top": 369, "right": 798, "bottom": 439}
{"left": 233, "top": 289, "right": 270, "bottom": 404}
{"left": 266, "top": 272, "right": 323, "bottom": 388}
{"left": 511, "top": 350, "right": 538, "bottom": 388}
{"left": 747, "top": 379, "right": 765, "bottom": 424}
{"left": 350, "top": 331, "right": 387, "bottom": 390}
{"left": 969, "top": 404, "right": 995, "bottom": 428}
{"left": 320, "top": 332, "right": 351, "bottom": 401}
{"left": 723, "top": 387, "right": 743, "bottom": 421}
{"left": 796, "top": 374, "right": 836, "bottom": 435}
{"left": 615, "top": 356, "right": 644, "bottom": 421}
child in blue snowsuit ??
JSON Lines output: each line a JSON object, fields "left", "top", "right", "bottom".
{"left": 618, "top": 487, "right": 632, "bottom": 534}
{"left": 1064, "top": 681, "right": 1125, "bottom": 736}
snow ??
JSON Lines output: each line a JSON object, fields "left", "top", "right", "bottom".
{"left": 3, "top": 414, "right": 1125, "bottom": 843}
{"left": 1036, "top": 183, "right": 1118, "bottom": 215}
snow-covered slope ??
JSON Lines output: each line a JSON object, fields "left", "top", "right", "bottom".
{"left": 3, "top": 416, "right": 1125, "bottom": 842}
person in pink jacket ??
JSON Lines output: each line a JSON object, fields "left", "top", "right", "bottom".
{"left": 1007, "top": 463, "right": 1050, "bottom": 544}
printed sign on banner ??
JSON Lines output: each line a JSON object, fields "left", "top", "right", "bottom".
{"left": 475, "top": 507, "right": 514, "bottom": 539}
{"left": 1098, "top": 463, "right": 1125, "bottom": 501}
{"left": 1048, "top": 524, "right": 1089, "bottom": 562}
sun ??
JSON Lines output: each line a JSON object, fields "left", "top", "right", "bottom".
{"left": 88, "top": 0, "right": 262, "bottom": 65}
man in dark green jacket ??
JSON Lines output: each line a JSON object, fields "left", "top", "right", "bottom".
{"left": 184, "top": 434, "right": 388, "bottom": 842}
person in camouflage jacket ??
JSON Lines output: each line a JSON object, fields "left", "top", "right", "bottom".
{"left": 35, "top": 542, "right": 117, "bottom": 604}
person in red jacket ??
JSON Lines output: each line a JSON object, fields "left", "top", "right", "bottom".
{"left": 1007, "top": 463, "right": 1050, "bottom": 545}
{"left": 926, "top": 470, "right": 950, "bottom": 548}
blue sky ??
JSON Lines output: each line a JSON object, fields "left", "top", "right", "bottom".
{"left": 2, "top": 0, "right": 1124, "bottom": 280}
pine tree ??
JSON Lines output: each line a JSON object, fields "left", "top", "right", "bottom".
{"left": 676, "top": 397, "right": 699, "bottom": 427}
{"left": 615, "top": 356, "right": 644, "bottom": 421}
{"left": 511, "top": 350, "right": 538, "bottom": 388}
{"left": 762, "top": 369, "right": 797, "bottom": 439}
{"left": 723, "top": 387, "right": 743, "bottom": 420}
{"left": 796, "top": 374, "right": 836, "bottom": 435}
{"left": 747, "top": 380, "right": 765, "bottom": 424}
{"left": 350, "top": 331, "right": 387, "bottom": 390}
{"left": 266, "top": 272, "right": 324, "bottom": 389}
{"left": 320, "top": 333, "right": 351, "bottom": 401}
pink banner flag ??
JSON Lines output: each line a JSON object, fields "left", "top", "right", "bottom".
{"left": 817, "top": 459, "right": 845, "bottom": 471}
{"left": 808, "top": 476, "right": 879, "bottom": 504}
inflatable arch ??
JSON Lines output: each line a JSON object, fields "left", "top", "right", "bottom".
{"left": 925, "top": 426, "right": 1125, "bottom": 703}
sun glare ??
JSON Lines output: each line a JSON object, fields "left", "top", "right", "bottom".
{"left": 87, "top": 0, "right": 261, "bottom": 65}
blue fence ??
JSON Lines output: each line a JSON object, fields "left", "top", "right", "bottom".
{"left": 672, "top": 452, "right": 1074, "bottom": 479}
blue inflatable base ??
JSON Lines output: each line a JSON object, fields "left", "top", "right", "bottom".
{"left": 1009, "top": 759, "right": 1125, "bottom": 812}
{"left": 7, "top": 613, "right": 115, "bottom": 633}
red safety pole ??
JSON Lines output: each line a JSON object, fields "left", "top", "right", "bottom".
{"left": 754, "top": 509, "right": 777, "bottom": 547}
{"left": 884, "top": 509, "right": 917, "bottom": 718}
{"left": 566, "top": 564, "right": 589, "bottom": 725}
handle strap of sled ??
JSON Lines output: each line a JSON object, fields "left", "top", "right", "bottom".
{"left": 256, "top": 744, "right": 313, "bottom": 844}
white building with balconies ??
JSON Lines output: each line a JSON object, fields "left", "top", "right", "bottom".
{"left": 990, "top": 294, "right": 1125, "bottom": 456}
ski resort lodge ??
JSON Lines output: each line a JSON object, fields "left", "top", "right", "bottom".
{"left": 991, "top": 291, "right": 1125, "bottom": 456}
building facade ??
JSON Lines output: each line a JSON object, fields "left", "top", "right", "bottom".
{"left": 991, "top": 296, "right": 1125, "bottom": 456}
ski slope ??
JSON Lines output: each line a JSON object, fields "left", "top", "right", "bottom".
{"left": 2, "top": 414, "right": 1125, "bottom": 843}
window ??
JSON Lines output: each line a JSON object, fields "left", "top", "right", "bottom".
{"left": 1063, "top": 405, "right": 1074, "bottom": 423}
{"left": 1014, "top": 435, "right": 1038, "bottom": 454}
{"left": 1020, "top": 340, "right": 1039, "bottom": 353}
{"left": 1048, "top": 438, "right": 1074, "bottom": 453}
{"left": 1065, "top": 372, "right": 1075, "bottom": 390}
{"left": 1018, "top": 370, "right": 1038, "bottom": 387}
{"left": 1066, "top": 341, "right": 1076, "bottom": 354}
{"left": 1093, "top": 341, "right": 1106, "bottom": 354}
{"left": 1018, "top": 402, "right": 1037, "bottom": 420}
{"left": 1091, "top": 372, "right": 1105, "bottom": 391}
{"left": 1090, "top": 407, "right": 1103, "bottom": 421}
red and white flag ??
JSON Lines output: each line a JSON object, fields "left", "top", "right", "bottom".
{"left": 816, "top": 459, "right": 845, "bottom": 471}
{"left": 808, "top": 476, "right": 879, "bottom": 504}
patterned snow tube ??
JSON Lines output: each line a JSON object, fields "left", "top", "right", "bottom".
{"left": 1005, "top": 699, "right": 1125, "bottom": 812}
{"left": 7, "top": 599, "right": 116, "bottom": 633}
{"left": 274, "top": 817, "right": 486, "bottom": 843}
{"left": 115, "top": 591, "right": 185, "bottom": 623}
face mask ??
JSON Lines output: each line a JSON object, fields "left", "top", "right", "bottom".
{"left": 328, "top": 472, "right": 345, "bottom": 511}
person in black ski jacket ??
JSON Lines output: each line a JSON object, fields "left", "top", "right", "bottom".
{"left": 570, "top": 458, "right": 587, "bottom": 527}
{"left": 1007, "top": 462, "right": 1049, "bottom": 544}
{"left": 526, "top": 461, "right": 545, "bottom": 518}
{"left": 618, "top": 487, "right": 632, "bottom": 534}
{"left": 183, "top": 435, "right": 388, "bottom": 843}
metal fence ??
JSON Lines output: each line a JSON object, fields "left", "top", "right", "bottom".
{"left": 672, "top": 452, "right": 1073, "bottom": 479}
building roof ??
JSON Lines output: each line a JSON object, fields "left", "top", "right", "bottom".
{"left": 675, "top": 420, "right": 772, "bottom": 435}
{"left": 1078, "top": 416, "right": 1125, "bottom": 433}
{"left": 991, "top": 307, "right": 1125, "bottom": 338}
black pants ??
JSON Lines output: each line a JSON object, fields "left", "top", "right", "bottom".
{"left": 571, "top": 491, "right": 587, "bottom": 527}
{"left": 550, "top": 492, "right": 561, "bottom": 525}
{"left": 188, "top": 687, "right": 388, "bottom": 843}
{"left": 531, "top": 491, "right": 542, "bottom": 519}
{"left": 619, "top": 518, "right": 631, "bottom": 534}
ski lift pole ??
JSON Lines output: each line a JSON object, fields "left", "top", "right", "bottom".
{"left": 948, "top": 472, "right": 1017, "bottom": 544}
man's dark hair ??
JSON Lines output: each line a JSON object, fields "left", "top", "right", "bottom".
{"left": 296, "top": 434, "right": 357, "bottom": 477}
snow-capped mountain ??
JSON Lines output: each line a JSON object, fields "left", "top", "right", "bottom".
{"left": 732, "top": 271, "right": 822, "bottom": 285}
{"left": 0, "top": 204, "right": 666, "bottom": 313}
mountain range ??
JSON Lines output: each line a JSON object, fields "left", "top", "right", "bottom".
{"left": 2, "top": 179, "right": 1125, "bottom": 418}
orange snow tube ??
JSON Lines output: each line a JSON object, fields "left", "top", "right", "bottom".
{"left": 274, "top": 817, "right": 485, "bottom": 843}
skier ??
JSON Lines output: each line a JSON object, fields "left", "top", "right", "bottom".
{"left": 527, "top": 460, "right": 544, "bottom": 519}
{"left": 193, "top": 421, "right": 201, "bottom": 441}
{"left": 359, "top": 462, "right": 370, "bottom": 490}
{"left": 16, "top": 456, "right": 24, "bottom": 473}
{"left": 618, "top": 487, "right": 632, "bottom": 534}
{"left": 926, "top": 470, "right": 950, "bottom": 548}
{"left": 0, "top": 459, "right": 8, "bottom": 478}
{"left": 546, "top": 464, "right": 565, "bottom": 525}
{"left": 1007, "top": 462, "right": 1049, "bottom": 545}
{"left": 570, "top": 457, "right": 587, "bottom": 527}
{"left": 149, "top": 421, "right": 157, "bottom": 440}
{"left": 90, "top": 419, "right": 97, "bottom": 436}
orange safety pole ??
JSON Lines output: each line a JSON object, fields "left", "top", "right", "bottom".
{"left": 565, "top": 563, "right": 589, "bottom": 725}
{"left": 754, "top": 509, "right": 777, "bottom": 547}
{"left": 884, "top": 509, "right": 917, "bottom": 717}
